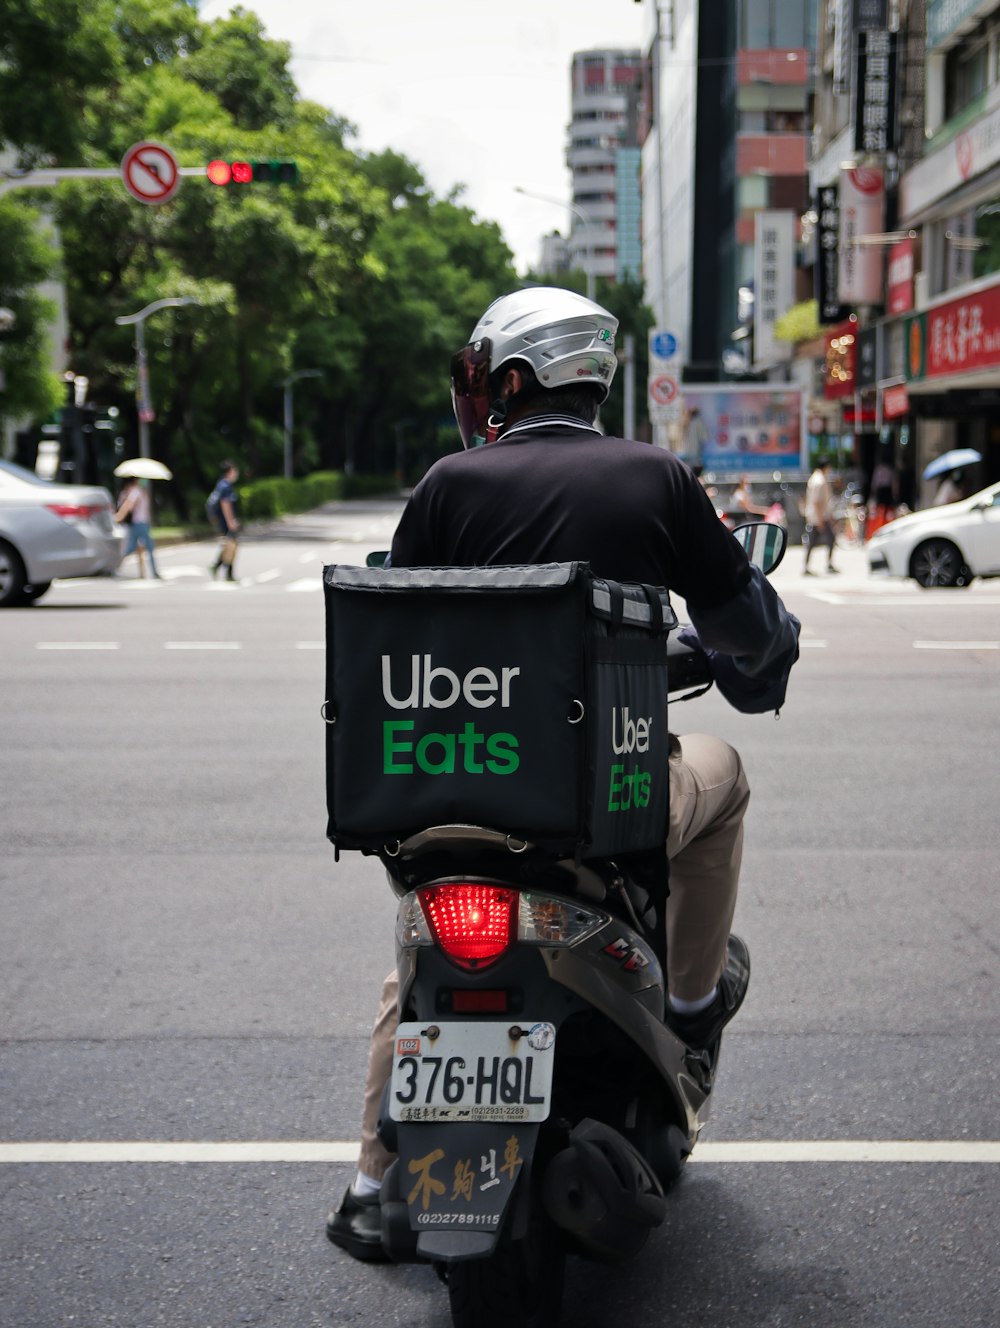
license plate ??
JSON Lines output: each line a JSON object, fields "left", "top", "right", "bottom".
{"left": 389, "top": 1021, "right": 556, "bottom": 1123}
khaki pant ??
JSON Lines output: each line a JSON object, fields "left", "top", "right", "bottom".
{"left": 356, "top": 731, "right": 749, "bottom": 1180}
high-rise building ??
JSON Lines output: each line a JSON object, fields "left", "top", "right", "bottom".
{"left": 640, "top": 2, "right": 814, "bottom": 382}
{"left": 566, "top": 49, "right": 646, "bottom": 287}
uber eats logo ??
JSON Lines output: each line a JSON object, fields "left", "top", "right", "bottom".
{"left": 381, "top": 655, "right": 520, "bottom": 775}
{"left": 608, "top": 706, "right": 652, "bottom": 812}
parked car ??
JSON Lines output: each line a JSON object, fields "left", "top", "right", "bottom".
{"left": 867, "top": 479, "right": 1000, "bottom": 588}
{"left": 0, "top": 459, "right": 122, "bottom": 606}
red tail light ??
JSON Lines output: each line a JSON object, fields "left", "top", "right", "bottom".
{"left": 418, "top": 884, "right": 516, "bottom": 970}
{"left": 45, "top": 503, "right": 103, "bottom": 521}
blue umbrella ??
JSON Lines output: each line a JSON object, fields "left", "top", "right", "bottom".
{"left": 923, "top": 448, "right": 982, "bottom": 481}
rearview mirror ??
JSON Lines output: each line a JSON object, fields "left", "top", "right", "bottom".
{"left": 732, "top": 522, "right": 787, "bottom": 575}
{"left": 366, "top": 550, "right": 389, "bottom": 568}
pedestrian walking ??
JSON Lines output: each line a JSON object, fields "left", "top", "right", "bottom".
{"left": 731, "top": 473, "right": 769, "bottom": 519}
{"left": 206, "top": 460, "right": 241, "bottom": 581}
{"left": 803, "top": 456, "right": 838, "bottom": 575}
{"left": 114, "top": 476, "right": 161, "bottom": 578}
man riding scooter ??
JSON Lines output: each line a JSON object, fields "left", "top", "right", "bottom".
{"left": 327, "top": 286, "right": 801, "bottom": 1259}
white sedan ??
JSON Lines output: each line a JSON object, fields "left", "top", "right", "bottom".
{"left": 0, "top": 459, "right": 122, "bottom": 606}
{"left": 867, "top": 480, "right": 1000, "bottom": 588}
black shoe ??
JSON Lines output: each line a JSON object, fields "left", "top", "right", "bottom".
{"left": 803, "top": 568, "right": 815, "bottom": 576}
{"left": 826, "top": 565, "right": 840, "bottom": 575}
{"left": 325, "top": 1186, "right": 388, "bottom": 1262}
{"left": 666, "top": 935, "right": 751, "bottom": 1051}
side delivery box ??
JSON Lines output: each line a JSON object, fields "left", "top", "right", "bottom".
{"left": 323, "top": 562, "right": 676, "bottom": 860}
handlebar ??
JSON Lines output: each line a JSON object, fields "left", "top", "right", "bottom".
{"left": 667, "top": 629, "right": 711, "bottom": 695}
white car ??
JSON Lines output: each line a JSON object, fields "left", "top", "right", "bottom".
{"left": 867, "top": 480, "right": 1000, "bottom": 588}
{"left": 0, "top": 459, "right": 122, "bottom": 606}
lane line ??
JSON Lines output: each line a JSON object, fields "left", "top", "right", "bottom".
{"left": 913, "top": 640, "right": 999, "bottom": 650}
{"left": 254, "top": 569, "right": 281, "bottom": 583}
{"left": 35, "top": 641, "right": 120, "bottom": 651}
{"left": 298, "top": 553, "right": 316, "bottom": 565}
{"left": 1, "top": 1140, "right": 998, "bottom": 1165}
{"left": 164, "top": 641, "right": 241, "bottom": 651}
{"left": 286, "top": 578, "right": 322, "bottom": 592}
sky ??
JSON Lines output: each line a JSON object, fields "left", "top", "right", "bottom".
{"left": 199, "top": 0, "right": 649, "bottom": 273}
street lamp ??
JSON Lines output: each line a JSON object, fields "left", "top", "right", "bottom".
{"left": 115, "top": 297, "right": 199, "bottom": 459}
{"left": 282, "top": 370, "right": 321, "bottom": 480}
{"left": 514, "top": 186, "right": 595, "bottom": 301}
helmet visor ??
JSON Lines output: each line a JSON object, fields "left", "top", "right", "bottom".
{"left": 450, "top": 339, "right": 492, "bottom": 447}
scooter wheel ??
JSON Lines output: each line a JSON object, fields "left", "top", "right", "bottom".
{"left": 446, "top": 1212, "right": 564, "bottom": 1328}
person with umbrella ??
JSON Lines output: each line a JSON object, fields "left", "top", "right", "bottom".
{"left": 924, "top": 448, "right": 982, "bottom": 507}
{"left": 114, "top": 470, "right": 162, "bottom": 579}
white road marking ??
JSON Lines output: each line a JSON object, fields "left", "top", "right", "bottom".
{"left": 286, "top": 578, "right": 322, "bottom": 592}
{"left": 254, "top": 569, "right": 281, "bottom": 583}
{"left": 204, "top": 581, "right": 242, "bottom": 591}
{"left": 299, "top": 553, "right": 316, "bottom": 564}
{"left": 809, "top": 592, "right": 1000, "bottom": 607}
{"left": 913, "top": 640, "right": 999, "bottom": 650}
{"left": 160, "top": 565, "right": 210, "bottom": 580}
{"left": 35, "top": 641, "right": 120, "bottom": 651}
{"left": 0, "top": 1140, "right": 998, "bottom": 1165}
{"left": 164, "top": 641, "right": 241, "bottom": 651}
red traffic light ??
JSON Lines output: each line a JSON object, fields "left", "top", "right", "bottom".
{"left": 207, "top": 159, "right": 232, "bottom": 186}
{"left": 206, "top": 158, "right": 299, "bottom": 186}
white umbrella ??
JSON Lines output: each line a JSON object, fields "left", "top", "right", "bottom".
{"left": 114, "top": 458, "right": 173, "bottom": 481}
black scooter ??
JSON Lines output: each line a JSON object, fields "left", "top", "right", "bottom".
{"left": 338, "top": 523, "right": 786, "bottom": 1327}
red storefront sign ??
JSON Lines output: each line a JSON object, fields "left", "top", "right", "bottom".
{"left": 882, "top": 383, "right": 909, "bottom": 419}
{"left": 823, "top": 318, "right": 858, "bottom": 399}
{"left": 887, "top": 238, "right": 915, "bottom": 315}
{"left": 924, "top": 278, "right": 1000, "bottom": 379}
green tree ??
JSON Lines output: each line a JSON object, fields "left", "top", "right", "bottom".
{"left": 0, "top": 200, "right": 63, "bottom": 420}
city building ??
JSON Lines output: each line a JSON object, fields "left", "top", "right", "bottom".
{"left": 566, "top": 48, "right": 646, "bottom": 286}
{"left": 640, "top": 2, "right": 814, "bottom": 383}
{"left": 806, "top": 0, "right": 1000, "bottom": 505}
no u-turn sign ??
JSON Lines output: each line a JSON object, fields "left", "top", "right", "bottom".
{"left": 121, "top": 141, "right": 180, "bottom": 205}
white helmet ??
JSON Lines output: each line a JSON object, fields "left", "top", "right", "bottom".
{"left": 450, "top": 287, "right": 619, "bottom": 446}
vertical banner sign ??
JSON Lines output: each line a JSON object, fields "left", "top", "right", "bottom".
{"left": 815, "top": 186, "right": 850, "bottom": 324}
{"left": 833, "top": 0, "right": 853, "bottom": 96}
{"left": 887, "top": 237, "right": 915, "bottom": 314}
{"left": 754, "top": 211, "right": 795, "bottom": 366}
{"left": 854, "top": 30, "right": 898, "bottom": 155}
{"left": 838, "top": 166, "right": 885, "bottom": 306}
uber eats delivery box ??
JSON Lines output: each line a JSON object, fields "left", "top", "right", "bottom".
{"left": 323, "top": 563, "right": 676, "bottom": 859}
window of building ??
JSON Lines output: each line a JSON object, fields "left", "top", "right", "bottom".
{"left": 738, "top": 1, "right": 810, "bottom": 50}
{"left": 944, "top": 23, "right": 993, "bottom": 121}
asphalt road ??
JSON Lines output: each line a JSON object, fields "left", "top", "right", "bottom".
{"left": 2, "top": 501, "right": 998, "bottom": 1326}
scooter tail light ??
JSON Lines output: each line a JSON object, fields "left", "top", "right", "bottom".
{"left": 518, "top": 891, "right": 609, "bottom": 946}
{"left": 417, "top": 883, "right": 516, "bottom": 971}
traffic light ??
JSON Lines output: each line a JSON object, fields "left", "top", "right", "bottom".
{"left": 207, "top": 159, "right": 299, "bottom": 186}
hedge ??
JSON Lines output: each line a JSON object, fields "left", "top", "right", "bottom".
{"left": 236, "top": 471, "right": 397, "bottom": 520}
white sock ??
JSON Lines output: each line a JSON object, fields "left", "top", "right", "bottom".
{"left": 351, "top": 1169, "right": 382, "bottom": 1199}
{"left": 668, "top": 986, "right": 718, "bottom": 1016}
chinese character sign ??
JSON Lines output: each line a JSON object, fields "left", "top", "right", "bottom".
{"left": 853, "top": 30, "right": 897, "bottom": 155}
{"left": 682, "top": 387, "right": 804, "bottom": 472}
{"left": 918, "top": 279, "right": 1000, "bottom": 379}
{"left": 814, "top": 186, "right": 849, "bottom": 324}
{"left": 754, "top": 211, "right": 795, "bottom": 367}
{"left": 838, "top": 167, "right": 885, "bottom": 306}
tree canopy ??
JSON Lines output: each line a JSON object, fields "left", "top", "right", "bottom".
{"left": 1, "top": 0, "right": 653, "bottom": 504}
